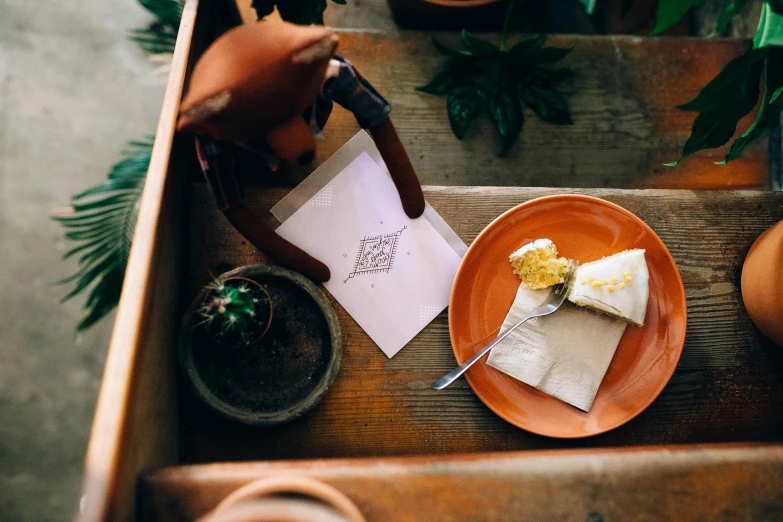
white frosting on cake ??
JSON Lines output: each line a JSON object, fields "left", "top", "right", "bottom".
{"left": 568, "top": 249, "right": 649, "bottom": 326}
{"left": 509, "top": 238, "right": 554, "bottom": 260}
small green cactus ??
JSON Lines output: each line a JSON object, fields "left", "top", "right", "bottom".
{"left": 199, "top": 278, "right": 270, "bottom": 346}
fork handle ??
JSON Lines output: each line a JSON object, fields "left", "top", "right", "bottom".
{"left": 432, "top": 313, "right": 538, "bottom": 391}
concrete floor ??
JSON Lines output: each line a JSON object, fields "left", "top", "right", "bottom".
{"left": 0, "top": 1, "right": 167, "bottom": 520}
{"left": 0, "top": 1, "right": 394, "bottom": 520}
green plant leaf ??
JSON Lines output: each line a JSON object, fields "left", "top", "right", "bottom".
{"left": 754, "top": 1, "right": 783, "bottom": 48}
{"left": 579, "top": 0, "right": 596, "bottom": 15}
{"left": 447, "top": 86, "right": 485, "bottom": 139}
{"left": 461, "top": 30, "right": 500, "bottom": 57}
{"left": 520, "top": 81, "right": 572, "bottom": 125}
{"left": 726, "top": 50, "right": 783, "bottom": 161}
{"left": 129, "top": 27, "right": 178, "bottom": 54}
{"left": 653, "top": 0, "right": 705, "bottom": 35}
{"left": 489, "top": 90, "right": 524, "bottom": 155}
{"left": 432, "top": 36, "right": 459, "bottom": 56}
{"left": 54, "top": 138, "right": 151, "bottom": 330}
{"left": 131, "top": 0, "right": 183, "bottom": 54}
{"left": 674, "top": 50, "right": 764, "bottom": 162}
{"left": 678, "top": 49, "right": 766, "bottom": 112}
{"left": 508, "top": 34, "right": 547, "bottom": 61}
{"left": 712, "top": 0, "right": 748, "bottom": 36}
{"left": 416, "top": 55, "right": 473, "bottom": 95}
{"left": 770, "top": 84, "right": 783, "bottom": 103}
{"left": 138, "top": 0, "right": 183, "bottom": 28}
{"left": 419, "top": 27, "right": 571, "bottom": 156}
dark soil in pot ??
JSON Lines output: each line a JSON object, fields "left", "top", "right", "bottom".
{"left": 192, "top": 276, "right": 331, "bottom": 412}
{"left": 180, "top": 265, "right": 342, "bottom": 425}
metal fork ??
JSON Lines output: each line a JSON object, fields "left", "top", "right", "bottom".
{"left": 432, "top": 260, "right": 578, "bottom": 391}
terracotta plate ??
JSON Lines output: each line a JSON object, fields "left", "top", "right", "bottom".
{"left": 448, "top": 194, "right": 687, "bottom": 438}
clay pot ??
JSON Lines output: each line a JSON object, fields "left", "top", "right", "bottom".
{"left": 179, "top": 265, "right": 342, "bottom": 425}
{"left": 741, "top": 220, "right": 783, "bottom": 346}
{"left": 196, "top": 476, "right": 365, "bottom": 522}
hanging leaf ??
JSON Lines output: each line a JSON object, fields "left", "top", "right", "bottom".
{"left": 520, "top": 76, "right": 572, "bottom": 125}
{"left": 138, "top": 0, "right": 184, "bottom": 28}
{"left": 725, "top": 49, "right": 783, "bottom": 162}
{"left": 53, "top": 139, "right": 152, "bottom": 330}
{"left": 416, "top": 55, "right": 473, "bottom": 95}
{"left": 447, "top": 86, "right": 485, "bottom": 139}
{"left": 770, "top": 84, "right": 783, "bottom": 104}
{"left": 132, "top": 0, "right": 183, "bottom": 54}
{"left": 461, "top": 30, "right": 500, "bottom": 57}
{"left": 579, "top": 0, "right": 596, "bottom": 16}
{"left": 652, "top": 0, "right": 705, "bottom": 35}
{"left": 669, "top": 49, "right": 765, "bottom": 165}
{"left": 432, "top": 37, "right": 460, "bottom": 56}
{"left": 508, "top": 34, "right": 547, "bottom": 61}
{"left": 754, "top": 1, "right": 783, "bottom": 49}
{"left": 679, "top": 49, "right": 766, "bottom": 112}
{"left": 489, "top": 91, "right": 524, "bottom": 155}
{"left": 713, "top": 0, "right": 748, "bottom": 36}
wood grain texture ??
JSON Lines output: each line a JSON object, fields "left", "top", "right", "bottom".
{"left": 140, "top": 444, "right": 783, "bottom": 521}
{"left": 180, "top": 184, "right": 783, "bottom": 464}
{"left": 311, "top": 31, "right": 769, "bottom": 189}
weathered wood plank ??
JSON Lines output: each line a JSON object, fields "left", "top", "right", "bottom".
{"left": 140, "top": 444, "right": 783, "bottom": 521}
{"left": 180, "top": 184, "right": 783, "bottom": 464}
{"left": 310, "top": 31, "right": 768, "bottom": 189}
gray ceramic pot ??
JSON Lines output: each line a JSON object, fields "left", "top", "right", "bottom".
{"left": 179, "top": 265, "right": 342, "bottom": 425}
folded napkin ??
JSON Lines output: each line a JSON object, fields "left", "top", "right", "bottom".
{"left": 486, "top": 283, "right": 627, "bottom": 411}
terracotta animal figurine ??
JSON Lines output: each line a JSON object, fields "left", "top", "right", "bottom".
{"left": 177, "top": 20, "right": 425, "bottom": 282}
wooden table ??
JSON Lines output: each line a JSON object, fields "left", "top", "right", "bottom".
{"left": 320, "top": 31, "right": 775, "bottom": 190}
{"left": 179, "top": 184, "right": 783, "bottom": 464}
{"left": 77, "top": 2, "right": 783, "bottom": 520}
{"left": 142, "top": 445, "right": 783, "bottom": 521}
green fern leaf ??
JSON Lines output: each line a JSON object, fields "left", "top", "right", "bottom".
{"left": 131, "top": 0, "right": 183, "bottom": 54}
{"left": 53, "top": 138, "right": 152, "bottom": 330}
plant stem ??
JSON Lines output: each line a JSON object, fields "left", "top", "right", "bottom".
{"left": 500, "top": 0, "right": 517, "bottom": 51}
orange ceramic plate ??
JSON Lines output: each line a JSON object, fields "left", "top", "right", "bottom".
{"left": 449, "top": 194, "right": 687, "bottom": 438}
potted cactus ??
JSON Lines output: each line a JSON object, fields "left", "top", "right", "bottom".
{"left": 198, "top": 277, "right": 273, "bottom": 348}
{"left": 179, "top": 265, "right": 342, "bottom": 426}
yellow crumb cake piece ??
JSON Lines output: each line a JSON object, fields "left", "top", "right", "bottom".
{"left": 509, "top": 238, "right": 569, "bottom": 289}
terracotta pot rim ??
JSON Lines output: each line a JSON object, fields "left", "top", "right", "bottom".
{"left": 209, "top": 476, "right": 365, "bottom": 522}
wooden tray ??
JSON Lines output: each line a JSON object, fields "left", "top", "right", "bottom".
{"left": 78, "top": 1, "right": 783, "bottom": 520}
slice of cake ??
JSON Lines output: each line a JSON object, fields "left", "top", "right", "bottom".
{"left": 568, "top": 249, "right": 649, "bottom": 326}
{"left": 509, "top": 238, "right": 569, "bottom": 289}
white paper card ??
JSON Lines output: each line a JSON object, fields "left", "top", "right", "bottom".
{"left": 275, "top": 150, "right": 463, "bottom": 357}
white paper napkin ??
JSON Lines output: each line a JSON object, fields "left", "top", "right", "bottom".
{"left": 486, "top": 283, "right": 627, "bottom": 411}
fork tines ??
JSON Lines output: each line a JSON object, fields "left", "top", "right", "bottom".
{"left": 554, "top": 260, "right": 578, "bottom": 297}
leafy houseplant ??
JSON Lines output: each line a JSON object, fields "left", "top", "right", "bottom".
{"left": 654, "top": 0, "right": 783, "bottom": 165}
{"left": 418, "top": 0, "right": 574, "bottom": 155}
